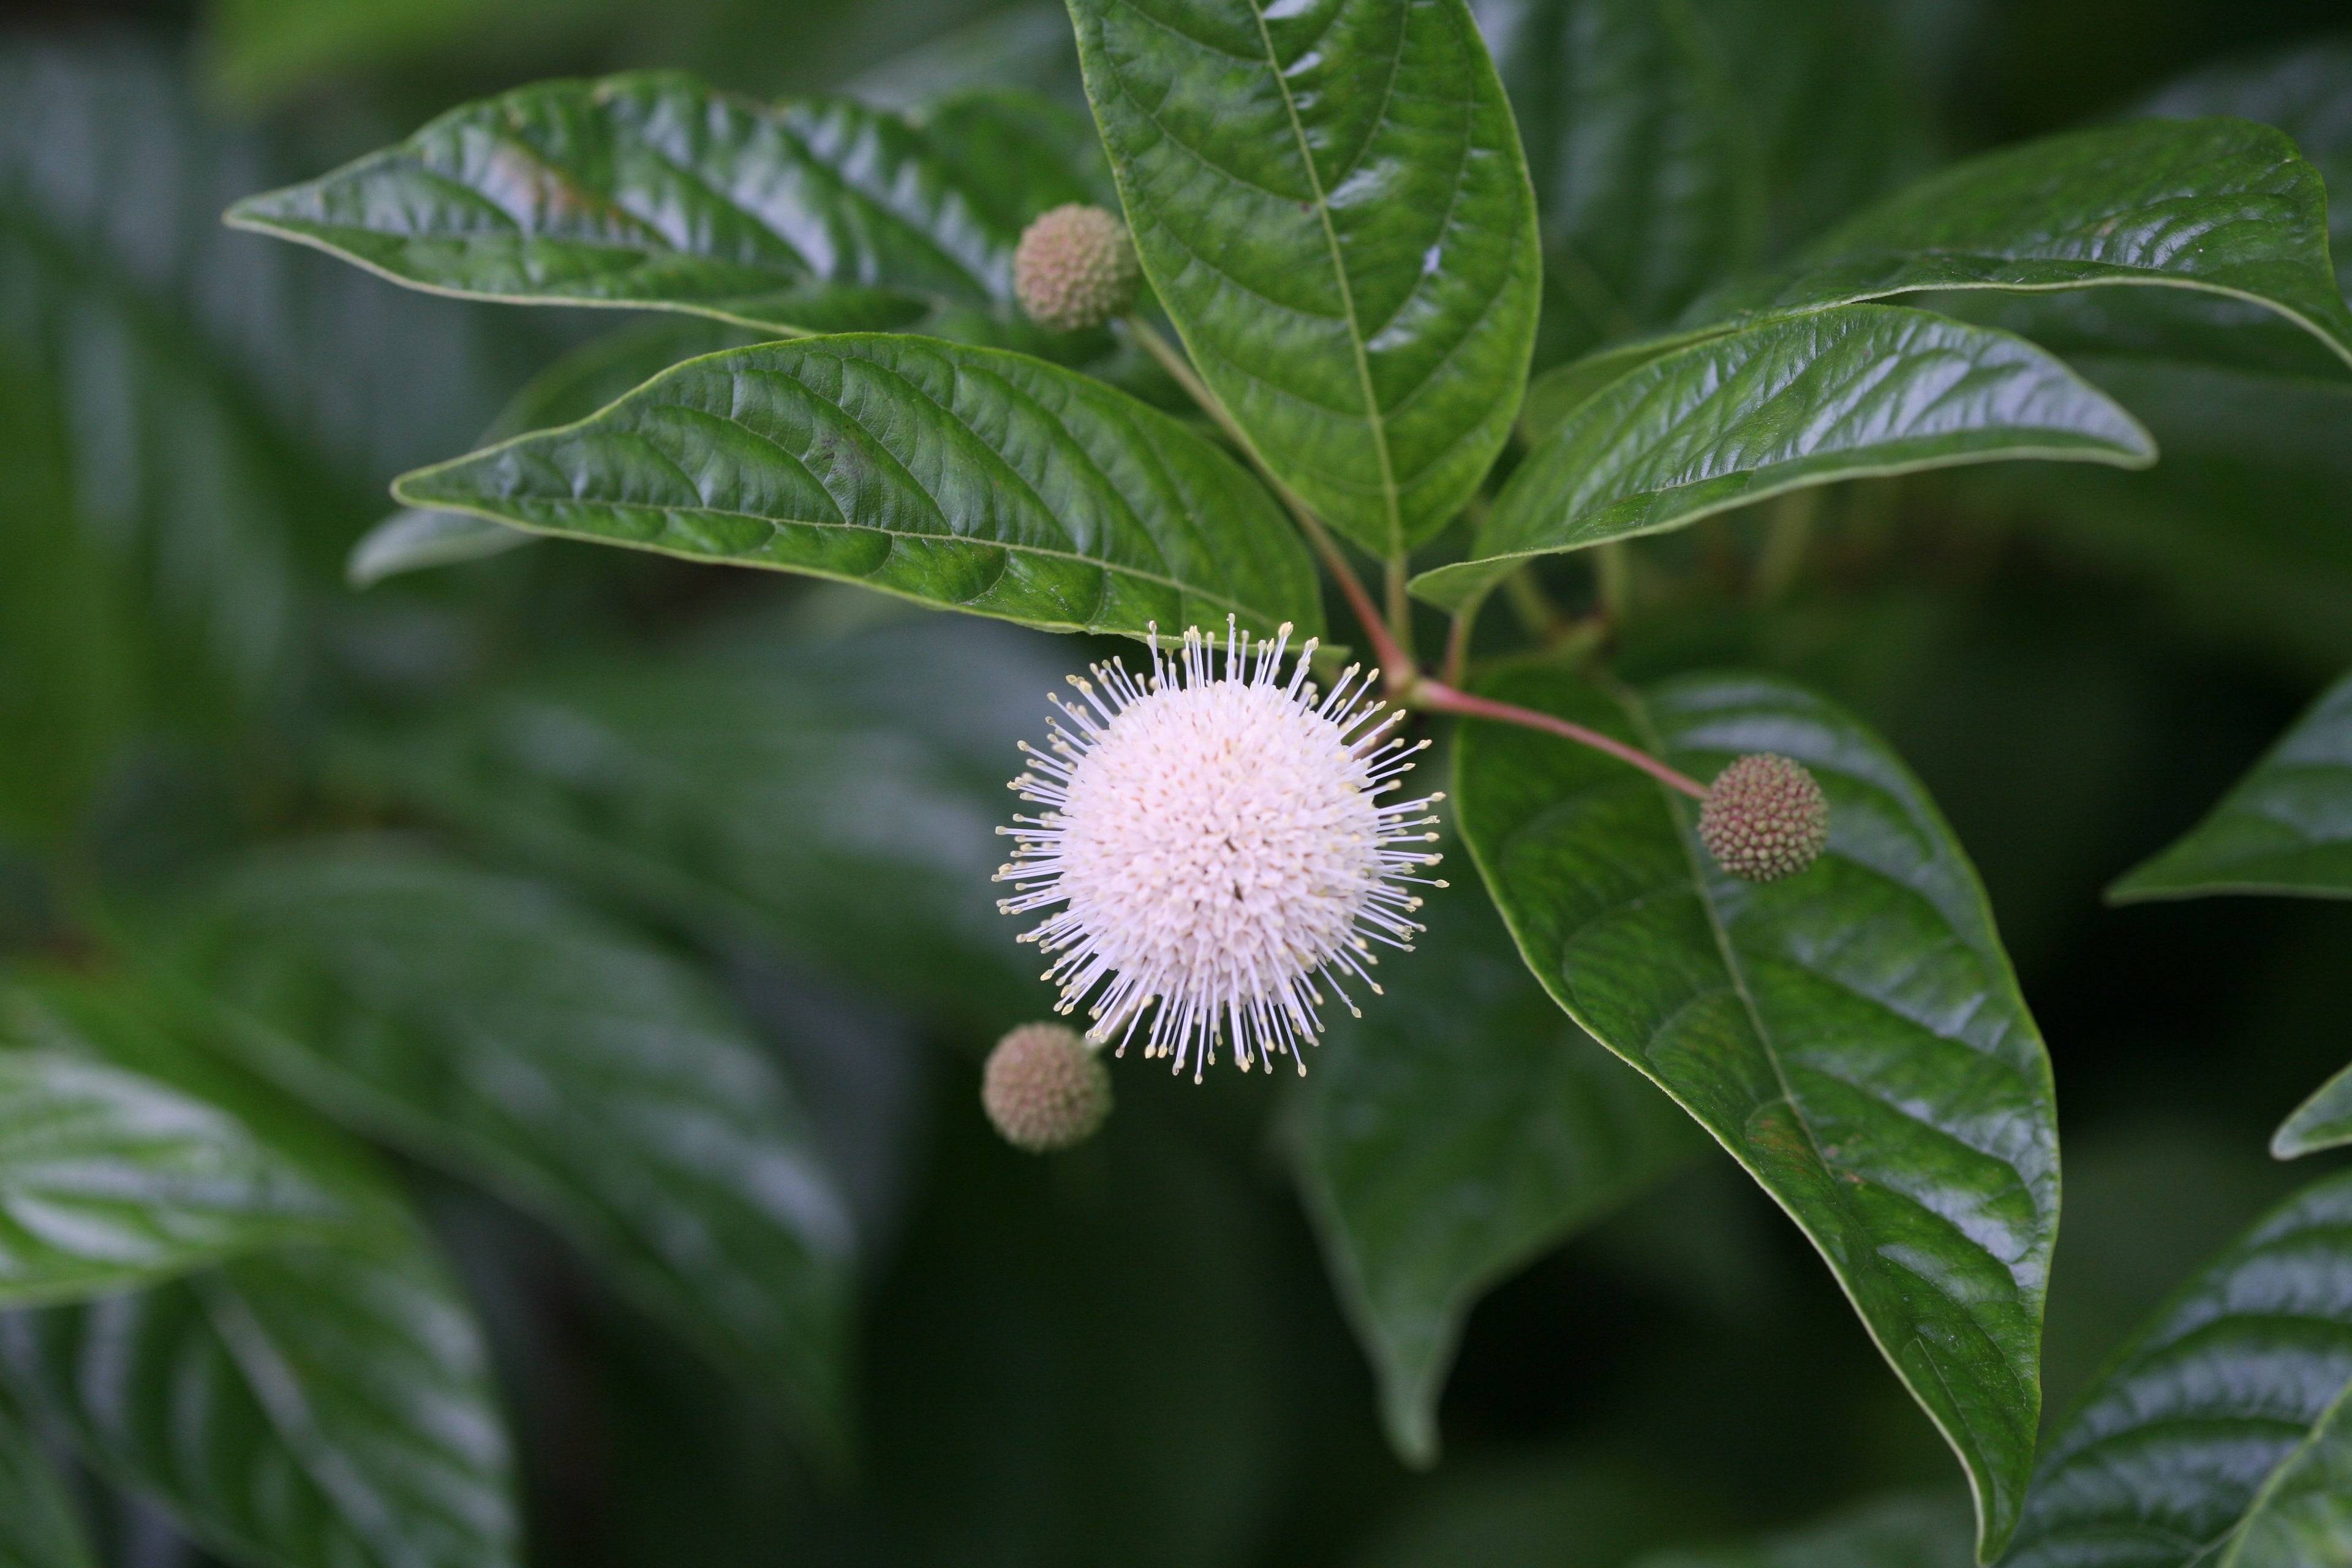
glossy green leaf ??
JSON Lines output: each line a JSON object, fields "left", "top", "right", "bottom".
{"left": 2109, "top": 667, "right": 2352, "bottom": 902}
{"left": 1477, "top": 0, "right": 1929, "bottom": 370}
{"left": 1292, "top": 878, "right": 1695, "bottom": 1464}
{"left": 165, "top": 841, "right": 858, "bottom": 1456}
{"left": 1632, "top": 1490, "right": 1972, "bottom": 1568}
{"left": 2001, "top": 1167, "right": 2352, "bottom": 1568}
{"left": 0, "top": 1049, "right": 353, "bottom": 1306}
{"left": 2, "top": 1240, "right": 518, "bottom": 1568}
{"left": 2139, "top": 36, "right": 2352, "bottom": 299}
{"left": 1066, "top": 0, "right": 1543, "bottom": 554}
{"left": 355, "top": 609, "right": 1055, "bottom": 1028}
{"left": 0, "top": 1384, "right": 92, "bottom": 1568}
{"left": 1453, "top": 670, "right": 2059, "bottom": 1559}
{"left": 2274, "top": 1063, "right": 2352, "bottom": 1159}
{"left": 226, "top": 73, "right": 1067, "bottom": 342}
{"left": 1415, "top": 306, "right": 2152, "bottom": 608}
{"left": 1960, "top": 37, "right": 2352, "bottom": 391}
{"left": 1524, "top": 116, "right": 2352, "bottom": 426}
{"left": 391, "top": 334, "right": 1322, "bottom": 639}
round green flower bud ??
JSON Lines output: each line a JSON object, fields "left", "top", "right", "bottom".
{"left": 981, "top": 1022, "right": 1113, "bottom": 1153}
{"left": 1013, "top": 203, "right": 1140, "bottom": 332}
{"left": 1698, "top": 753, "right": 1830, "bottom": 882}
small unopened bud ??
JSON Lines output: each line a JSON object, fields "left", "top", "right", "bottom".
{"left": 982, "top": 1022, "right": 1113, "bottom": 1153}
{"left": 1698, "top": 753, "right": 1829, "bottom": 882}
{"left": 1013, "top": 203, "right": 1140, "bottom": 331}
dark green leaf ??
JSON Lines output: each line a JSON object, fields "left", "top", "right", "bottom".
{"left": 1478, "top": 0, "right": 1931, "bottom": 369}
{"left": 1525, "top": 116, "right": 2352, "bottom": 421}
{"left": 0, "top": 1048, "right": 353, "bottom": 1306}
{"left": 3, "top": 1240, "right": 518, "bottom": 1568}
{"left": 226, "top": 74, "right": 1061, "bottom": 342}
{"left": 1292, "top": 878, "right": 1695, "bottom": 1464}
{"left": 2109, "top": 668, "right": 2352, "bottom": 902}
{"left": 2002, "top": 1167, "right": 2352, "bottom": 1568}
{"left": 353, "top": 608, "right": 1056, "bottom": 1028}
{"left": 1453, "top": 670, "right": 2059, "bottom": 1559}
{"left": 0, "top": 1383, "right": 91, "bottom": 1568}
{"left": 1066, "top": 0, "right": 1543, "bottom": 553}
{"left": 2275, "top": 1063, "right": 2352, "bottom": 1159}
{"left": 391, "top": 335, "right": 1322, "bottom": 639}
{"left": 1632, "top": 1490, "right": 1972, "bottom": 1568}
{"left": 165, "top": 841, "right": 858, "bottom": 1457}
{"left": 1415, "top": 306, "right": 2152, "bottom": 609}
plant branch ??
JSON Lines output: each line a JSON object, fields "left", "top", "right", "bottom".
{"left": 1126, "top": 312, "right": 1409, "bottom": 688}
{"left": 1409, "top": 679, "right": 1710, "bottom": 799}
{"left": 1124, "top": 314, "right": 1695, "bottom": 796}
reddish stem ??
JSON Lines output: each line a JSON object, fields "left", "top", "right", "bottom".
{"left": 1412, "top": 680, "right": 1711, "bottom": 799}
{"left": 1128, "top": 310, "right": 1695, "bottom": 796}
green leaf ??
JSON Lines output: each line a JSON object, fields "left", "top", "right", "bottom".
{"left": 1525, "top": 116, "right": 2352, "bottom": 423}
{"left": 1453, "top": 670, "right": 2059, "bottom": 1560}
{"left": 354, "top": 609, "right": 1057, "bottom": 1028}
{"left": 1066, "top": 0, "right": 1544, "bottom": 553}
{"left": 0, "top": 1049, "right": 356, "bottom": 1306}
{"left": 2, "top": 1240, "right": 518, "bottom": 1568}
{"left": 391, "top": 334, "right": 1322, "bottom": 639}
{"left": 2274, "top": 1063, "right": 2352, "bottom": 1159}
{"left": 1479, "top": 0, "right": 1931, "bottom": 369}
{"left": 0, "top": 1385, "right": 91, "bottom": 1568}
{"left": 1630, "top": 1490, "right": 1973, "bottom": 1568}
{"left": 1415, "top": 305, "right": 2153, "bottom": 609}
{"left": 2001, "top": 1167, "right": 2352, "bottom": 1568}
{"left": 2109, "top": 667, "right": 2352, "bottom": 902}
{"left": 1291, "top": 877, "right": 1695, "bottom": 1465}
{"left": 349, "top": 314, "right": 761, "bottom": 586}
{"left": 225, "top": 73, "right": 1066, "bottom": 342}
{"left": 164, "top": 840, "right": 859, "bottom": 1457}
{"left": 2139, "top": 36, "right": 2352, "bottom": 300}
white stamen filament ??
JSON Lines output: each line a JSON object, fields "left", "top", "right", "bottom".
{"left": 994, "top": 617, "right": 1445, "bottom": 1080}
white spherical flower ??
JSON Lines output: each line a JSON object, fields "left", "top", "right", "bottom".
{"left": 995, "top": 619, "right": 1445, "bottom": 1080}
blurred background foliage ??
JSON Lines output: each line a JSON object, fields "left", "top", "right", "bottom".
{"left": 0, "top": 0, "right": 2348, "bottom": 1563}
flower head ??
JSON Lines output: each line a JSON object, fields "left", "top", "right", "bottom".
{"left": 1698, "top": 753, "right": 1830, "bottom": 881}
{"left": 982, "top": 1022, "right": 1114, "bottom": 1152}
{"left": 1013, "top": 203, "right": 1140, "bottom": 331}
{"left": 995, "top": 620, "right": 1444, "bottom": 1080}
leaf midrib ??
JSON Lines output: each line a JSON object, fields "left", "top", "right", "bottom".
{"left": 1623, "top": 683, "right": 2027, "bottom": 1542}
{"left": 1240, "top": 0, "right": 1404, "bottom": 555}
